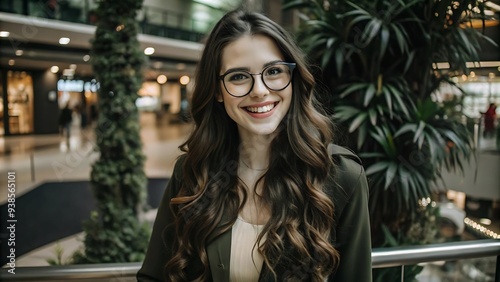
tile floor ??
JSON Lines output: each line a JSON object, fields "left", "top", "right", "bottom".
{"left": 0, "top": 113, "right": 191, "bottom": 266}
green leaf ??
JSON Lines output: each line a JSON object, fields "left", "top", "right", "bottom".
{"left": 413, "top": 121, "right": 426, "bottom": 144}
{"left": 380, "top": 26, "right": 390, "bottom": 58}
{"left": 321, "top": 46, "right": 334, "bottom": 69}
{"left": 339, "top": 83, "right": 368, "bottom": 98}
{"left": 395, "top": 124, "right": 417, "bottom": 138}
{"left": 383, "top": 89, "right": 393, "bottom": 118}
{"left": 386, "top": 84, "right": 410, "bottom": 118}
{"left": 282, "top": 0, "right": 311, "bottom": 10}
{"left": 357, "top": 120, "right": 368, "bottom": 150}
{"left": 335, "top": 49, "right": 345, "bottom": 76}
{"left": 364, "top": 84, "right": 376, "bottom": 107}
{"left": 348, "top": 112, "right": 368, "bottom": 133}
{"left": 398, "top": 167, "right": 411, "bottom": 205}
{"left": 365, "top": 161, "right": 390, "bottom": 175}
{"left": 359, "top": 152, "right": 385, "bottom": 158}
{"left": 384, "top": 163, "right": 398, "bottom": 190}
{"left": 368, "top": 108, "right": 377, "bottom": 126}
{"left": 333, "top": 105, "right": 361, "bottom": 121}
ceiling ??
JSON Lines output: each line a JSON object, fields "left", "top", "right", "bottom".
{"left": 0, "top": 12, "right": 203, "bottom": 80}
{"left": 0, "top": 3, "right": 499, "bottom": 81}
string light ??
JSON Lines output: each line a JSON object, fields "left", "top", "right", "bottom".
{"left": 464, "top": 217, "right": 500, "bottom": 239}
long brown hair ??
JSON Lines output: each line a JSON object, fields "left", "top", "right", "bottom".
{"left": 165, "top": 10, "right": 339, "bottom": 281}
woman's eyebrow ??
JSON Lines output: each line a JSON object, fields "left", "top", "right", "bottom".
{"left": 263, "top": 60, "right": 284, "bottom": 68}
{"left": 222, "top": 60, "right": 285, "bottom": 75}
{"left": 222, "top": 67, "right": 250, "bottom": 75}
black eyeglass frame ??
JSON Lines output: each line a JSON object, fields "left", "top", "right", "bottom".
{"left": 218, "top": 62, "right": 297, "bottom": 97}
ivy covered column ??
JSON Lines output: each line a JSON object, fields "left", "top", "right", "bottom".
{"left": 73, "top": 0, "right": 149, "bottom": 263}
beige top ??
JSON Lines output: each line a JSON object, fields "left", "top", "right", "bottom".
{"left": 230, "top": 216, "right": 266, "bottom": 282}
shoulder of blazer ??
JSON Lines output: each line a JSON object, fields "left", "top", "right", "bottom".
{"left": 171, "top": 154, "right": 187, "bottom": 187}
{"left": 327, "top": 143, "right": 362, "bottom": 166}
{"left": 326, "top": 144, "right": 365, "bottom": 220}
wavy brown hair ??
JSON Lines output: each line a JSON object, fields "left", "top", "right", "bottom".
{"left": 165, "top": 10, "right": 339, "bottom": 281}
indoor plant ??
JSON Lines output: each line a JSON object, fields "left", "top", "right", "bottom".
{"left": 284, "top": 0, "right": 493, "bottom": 280}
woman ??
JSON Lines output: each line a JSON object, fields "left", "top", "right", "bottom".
{"left": 137, "top": 10, "right": 372, "bottom": 282}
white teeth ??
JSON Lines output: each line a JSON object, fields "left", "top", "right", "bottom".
{"left": 246, "top": 103, "right": 275, "bottom": 113}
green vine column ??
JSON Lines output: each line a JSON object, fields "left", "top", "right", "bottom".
{"left": 73, "top": 0, "right": 149, "bottom": 263}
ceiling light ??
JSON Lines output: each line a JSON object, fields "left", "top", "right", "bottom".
{"left": 180, "top": 75, "right": 190, "bottom": 85}
{"left": 8, "top": 60, "right": 15, "bottom": 66}
{"left": 59, "top": 37, "right": 70, "bottom": 45}
{"left": 0, "top": 31, "right": 10, "bottom": 37}
{"left": 15, "top": 50, "right": 23, "bottom": 56}
{"left": 144, "top": 47, "right": 155, "bottom": 55}
{"left": 50, "top": 66, "right": 59, "bottom": 73}
{"left": 83, "top": 55, "right": 90, "bottom": 62}
{"left": 157, "top": 74, "right": 167, "bottom": 84}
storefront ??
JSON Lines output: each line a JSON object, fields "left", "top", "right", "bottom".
{"left": 0, "top": 68, "right": 84, "bottom": 136}
{"left": 0, "top": 68, "right": 188, "bottom": 135}
{"left": 1, "top": 70, "right": 35, "bottom": 136}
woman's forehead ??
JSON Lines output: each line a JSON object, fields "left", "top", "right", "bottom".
{"left": 220, "top": 34, "right": 284, "bottom": 73}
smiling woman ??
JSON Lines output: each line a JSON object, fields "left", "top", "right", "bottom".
{"left": 138, "top": 9, "right": 372, "bottom": 282}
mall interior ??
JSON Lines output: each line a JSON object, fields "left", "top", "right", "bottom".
{"left": 0, "top": 0, "right": 499, "bottom": 281}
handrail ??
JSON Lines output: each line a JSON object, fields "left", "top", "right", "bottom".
{"left": 371, "top": 238, "right": 500, "bottom": 268}
{"left": 1, "top": 239, "right": 499, "bottom": 280}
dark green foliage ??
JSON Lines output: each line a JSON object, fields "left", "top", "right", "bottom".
{"left": 284, "top": 0, "right": 493, "bottom": 279}
{"left": 73, "top": 0, "right": 149, "bottom": 263}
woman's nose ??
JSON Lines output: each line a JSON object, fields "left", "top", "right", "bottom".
{"left": 249, "top": 75, "right": 269, "bottom": 98}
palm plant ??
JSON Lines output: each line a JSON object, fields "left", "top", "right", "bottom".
{"left": 284, "top": 0, "right": 494, "bottom": 280}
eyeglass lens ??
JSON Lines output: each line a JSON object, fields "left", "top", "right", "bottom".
{"left": 222, "top": 63, "right": 294, "bottom": 97}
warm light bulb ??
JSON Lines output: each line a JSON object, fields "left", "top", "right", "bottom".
{"left": 180, "top": 75, "right": 190, "bottom": 85}
{"left": 157, "top": 75, "right": 167, "bottom": 84}
{"left": 50, "top": 66, "right": 59, "bottom": 73}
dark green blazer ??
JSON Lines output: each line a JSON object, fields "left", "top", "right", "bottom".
{"left": 137, "top": 144, "right": 372, "bottom": 281}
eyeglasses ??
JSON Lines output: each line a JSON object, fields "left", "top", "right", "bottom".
{"left": 219, "top": 62, "right": 296, "bottom": 97}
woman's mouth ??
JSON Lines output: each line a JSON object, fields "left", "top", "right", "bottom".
{"left": 245, "top": 102, "right": 277, "bottom": 113}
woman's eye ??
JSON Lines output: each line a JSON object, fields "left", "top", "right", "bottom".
{"left": 227, "top": 72, "right": 250, "bottom": 82}
{"left": 265, "top": 66, "right": 284, "bottom": 76}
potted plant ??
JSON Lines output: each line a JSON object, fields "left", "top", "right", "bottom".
{"left": 284, "top": 0, "right": 493, "bottom": 280}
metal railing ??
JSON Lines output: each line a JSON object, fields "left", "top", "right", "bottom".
{"left": 1, "top": 239, "right": 499, "bottom": 281}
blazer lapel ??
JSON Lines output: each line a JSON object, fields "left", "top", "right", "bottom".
{"left": 207, "top": 224, "right": 232, "bottom": 282}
